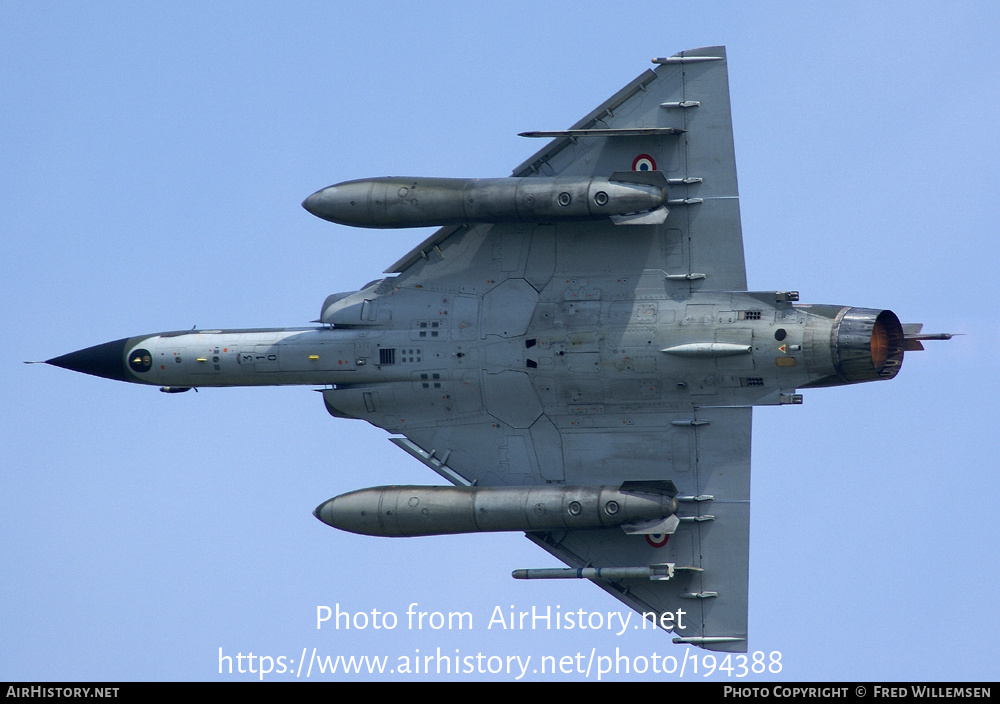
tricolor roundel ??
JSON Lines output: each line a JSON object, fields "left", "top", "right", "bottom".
{"left": 632, "top": 154, "right": 656, "bottom": 172}
{"left": 645, "top": 533, "right": 669, "bottom": 548}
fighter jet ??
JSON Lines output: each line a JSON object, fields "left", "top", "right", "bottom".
{"left": 43, "top": 46, "right": 951, "bottom": 652}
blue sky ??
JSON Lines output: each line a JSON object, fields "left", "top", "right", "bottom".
{"left": 3, "top": 1, "right": 998, "bottom": 681}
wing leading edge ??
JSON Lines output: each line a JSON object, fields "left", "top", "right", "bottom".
{"left": 388, "top": 45, "right": 745, "bottom": 292}
{"left": 372, "top": 47, "right": 753, "bottom": 651}
{"left": 394, "top": 405, "right": 750, "bottom": 651}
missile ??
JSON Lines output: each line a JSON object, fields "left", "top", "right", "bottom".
{"left": 301, "top": 172, "right": 669, "bottom": 229}
{"left": 512, "top": 564, "right": 677, "bottom": 581}
{"left": 313, "top": 481, "right": 678, "bottom": 537}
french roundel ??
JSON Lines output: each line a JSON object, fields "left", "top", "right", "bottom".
{"left": 632, "top": 154, "right": 656, "bottom": 172}
{"left": 645, "top": 533, "right": 669, "bottom": 548}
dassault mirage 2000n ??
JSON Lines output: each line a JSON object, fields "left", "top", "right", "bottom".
{"left": 43, "top": 46, "right": 951, "bottom": 652}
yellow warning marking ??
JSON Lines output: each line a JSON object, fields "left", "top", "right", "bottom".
{"left": 309, "top": 355, "right": 320, "bottom": 360}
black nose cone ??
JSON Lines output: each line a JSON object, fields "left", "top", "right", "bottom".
{"left": 46, "top": 338, "right": 131, "bottom": 382}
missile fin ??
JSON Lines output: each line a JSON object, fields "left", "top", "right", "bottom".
{"left": 610, "top": 206, "right": 669, "bottom": 225}
{"left": 608, "top": 170, "right": 669, "bottom": 188}
{"left": 618, "top": 480, "right": 678, "bottom": 496}
{"left": 622, "top": 514, "right": 681, "bottom": 536}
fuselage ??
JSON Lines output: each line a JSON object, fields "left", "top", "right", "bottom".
{"left": 49, "top": 285, "right": 905, "bottom": 419}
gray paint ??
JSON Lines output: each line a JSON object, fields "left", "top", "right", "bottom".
{"left": 45, "top": 46, "right": 951, "bottom": 653}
